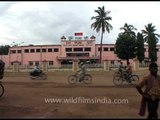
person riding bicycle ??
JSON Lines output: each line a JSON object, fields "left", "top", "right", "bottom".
{"left": 0, "top": 59, "right": 5, "bottom": 79}
{"left": 77, "top": 62, "right": 86, "bottom": 82}
{"left": 125, "top": 62, "right": 132, "bottom": 83}
{"left": 31, "top": 63, "right": 42, "bottom": 76}
{"left": 118, "top": 61, "right": 125, "bottom": 73}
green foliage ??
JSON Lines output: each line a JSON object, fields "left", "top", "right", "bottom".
{"left": 0, "top": 45, "right": 10, "bottom": 55}
{"left": 136, "top": 32, "right": 145, "bottom": 62}
{"left": 141, "top": 23, "right": 160, "bottom": 62}
{"left": 91, "top": 6, "right": 113, "bottom": 63}
{"left": 120, "top": 23, "right": 137, "bottom": 38}
{"left": 115, "top": 23, "right": 137, "bottom": 63}
{"left": 149, "top": 34, "right": 157, "bottom": 62}
{"left": 115, "top": 34, "right": 136, "bottom": 62}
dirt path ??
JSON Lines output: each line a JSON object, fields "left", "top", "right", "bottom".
{"left": 0, "top": 70, "right": 158, "bottom": 119}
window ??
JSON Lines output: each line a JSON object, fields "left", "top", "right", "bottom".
{"left": 24, "top": 49, "right": 29, "bottom": 53}
{"left": 73, "top": 48, "right": 83, "bottom": 51}
{"left": 48, "top": 48, "right": 53, "bottom": 52}
{"left": 42, "top": 49, "right": 46, "bottom": 52}
{"left": 84, "top": 47, "right": 91, "bottom": 51}
{"left": 54, "top": 48, "right": 59, "bottom": 52}
{"left": 66, "top": 48, "right": 72, "bottom": 52}
{"left": 17, "top": 50, "right": 21, "bottom": 53}
{"left": 11, "top": 50, "right": 16, "bottom": 54}
{"left": 30, "top": 49, "right": 35, "bottom": 53}
{"left": 103, "top": 47, "right": 108, "bottom": 51}
{"left": 66, "top": 53, "right": 89, "bottom": 57}
{"left": 111, "top": 60, "right": 114, "bottom": 64}
{"left": 98, "top": 47, "right": 102, "bottom": 51}
{"left": 49, "top": 61, "right": 54, "bottom": 66}
{"left": 36, "top": 49, "right": 41, "bottom": 52}
{"left": 110, "top": 48, "right": 115, "bottom": 51}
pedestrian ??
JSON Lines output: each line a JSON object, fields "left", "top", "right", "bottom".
{"left": 136, "top": 62, "right": 160, "bottom": 119}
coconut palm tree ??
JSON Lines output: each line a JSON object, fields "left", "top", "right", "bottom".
{"left": 142, "top": 23, "right": 160, "bottom": 43}
{"left": 91, "top": 6, "right": 113, "bottom": 63}
{"left": 141, "top": 23, "right": 160, "bottom": 62}
{"left": 120, "top": 23, "right": 137, "bottom": 37}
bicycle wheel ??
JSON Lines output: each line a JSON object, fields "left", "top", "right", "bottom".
{"left": 67, "top": 75, "right": 77, "bottom": 84}
{"left": 0, "top": 83, "right": 4, "bottom": 97}
{"left": 113, "top": 71, "right": 121, "bottom": 77}
{"left": 83, "top": 74, "right": 92, "bottom": 84}
{"left": 113, "top": 74, "right": 123, "bottom": 86}
{"left": 40, "top": 73, "right": 47, "bottom": 80}
{"left": 130, "top": 75, "right": 139, "bottom": 85}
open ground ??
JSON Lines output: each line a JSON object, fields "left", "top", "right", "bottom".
{"left": 0, "top": 70, "right": 160, "bottom": 119}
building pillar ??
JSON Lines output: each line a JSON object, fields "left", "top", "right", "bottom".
{"left": 41, "top": 60, "right": 48, "bottom": 72}
{"left": 104, "top": 60, "right": 109, "bottom": 71}
{"left": 133, "top": 58, "right": 139, "bottom": 71}
{"left": 13, "top": 61, "right": 19, "bottom": 72}
{"left": 72, "top": 59, "right": 78, "bottom": 72}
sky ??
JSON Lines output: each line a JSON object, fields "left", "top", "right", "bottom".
{"left": 0, "top": 1, "right": 160, "bottom": 46}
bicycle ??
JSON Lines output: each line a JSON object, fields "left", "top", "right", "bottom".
{"left": 113, "top": 70, "right": 139, "bottom": 86}
{"left": 67, "top": 73, "right": 92, "bottom": 84}
{"left": 0, "top": 60, "right": 5, "bottom": 97}
{"left": 0, "top": 81, "right": 4, "bottom": 97}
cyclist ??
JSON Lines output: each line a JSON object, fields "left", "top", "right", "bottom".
{"left": 126, "top": 62, "right": 132, "bottom": 83}
{"left": 31, "top": 63, "right": 42, "bottom": 76}
{"left": 0, "top": 59, "right": 5, "bottom": 79}
{"left": 77, "top": 62, "right": 86, "bottom": 82}
{"left": 118, "top": 61, "right": 125, "bottom": 73}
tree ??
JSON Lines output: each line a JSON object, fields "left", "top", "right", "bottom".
{"left": 141, "top": 23, "right": 160, "bottom": 62}
{"left": 115, "top": 34, "right": 136, "bottom": 64}
{"left": 91, "top": 6, "right": 113, "bottom": 63}
{"left": 0, "top": 45, "right": 10, "bottom": 55}
{"left": 115, "top": 23, "right": 137, "bottom": 64}
{"left": 120, "top": 23, "right": 137, "bottom": 37}
{"left": 136, "top": 32, "right": 145, "bottom": 62}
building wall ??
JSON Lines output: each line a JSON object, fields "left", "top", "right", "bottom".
{"left": 0, "top": 55, "right": 9, "bottom": 68}
{"left": 95, "top": 44, "right": 119, "bottom": 61}
{"left": 61, "top": 39, "right": 96, "bottom": 58}
{"left": 9, "top": 45, "right": 61, "bottom": 68}
{"left": 1, "top": 35, "right": 160, "bottom": 68}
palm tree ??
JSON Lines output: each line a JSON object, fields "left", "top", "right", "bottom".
{"left": 91, "top": 6, "right": 113, "bottom": 63}
{"left": 142, "top": 23, "right": 160, "bottom": 43}
{"left": 141, "top": 23, "right": 160, "bottom": 62}
{"left": 120, "top": 23, "right": 137, "bottom": 37}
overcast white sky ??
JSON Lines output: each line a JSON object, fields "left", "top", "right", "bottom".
{"left": 0, "top": 1, "right": 160, "bottom": 46}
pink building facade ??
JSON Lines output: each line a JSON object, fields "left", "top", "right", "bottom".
{"left": 0, "top": 34, "right": 160, "bottom": 68}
